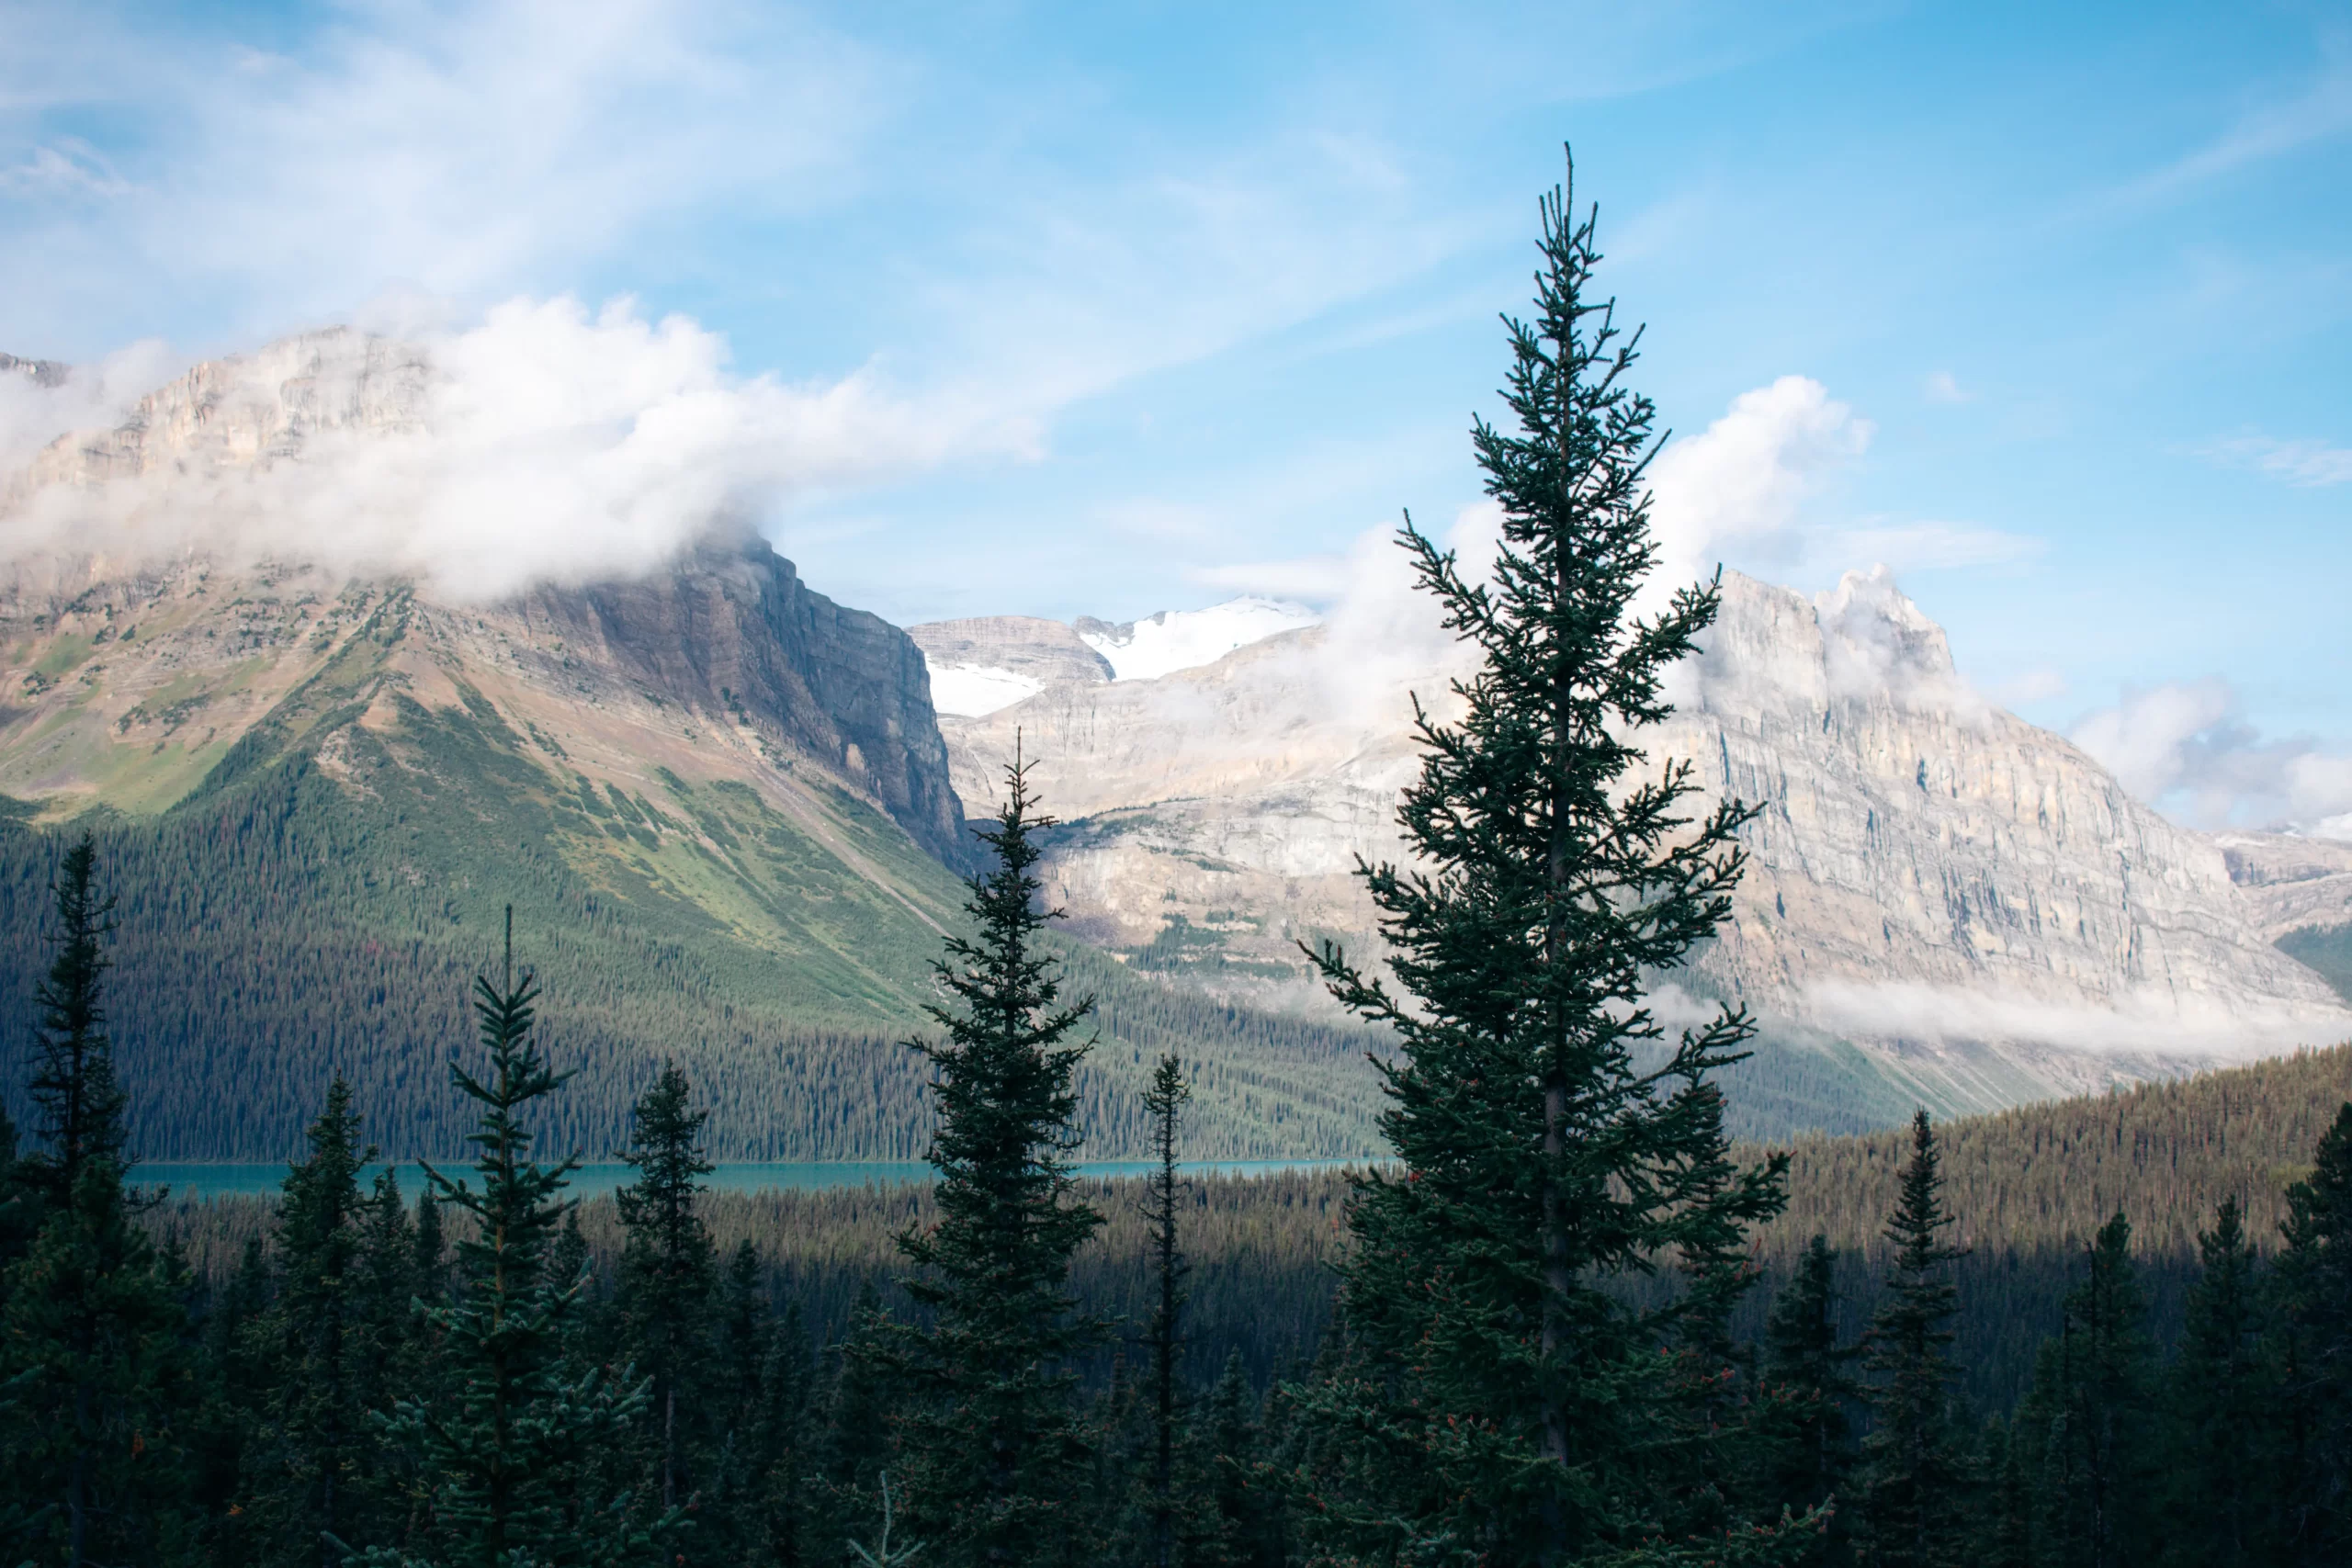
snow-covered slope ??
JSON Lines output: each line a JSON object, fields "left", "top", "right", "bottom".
{"left": 1074, "top": 597, "right": 1320, "bottom": 681}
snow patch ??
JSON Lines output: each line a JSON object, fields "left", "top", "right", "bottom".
{"left": 1078, "top": 597, "right": 1320, "bottom": 682}
{"left": 927, "top": 664, "right": 1044, "bottom": 717}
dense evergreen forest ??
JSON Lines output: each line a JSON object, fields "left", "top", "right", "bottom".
{"left": 0, "top": 695, "right": 1392, "bottom": 1162}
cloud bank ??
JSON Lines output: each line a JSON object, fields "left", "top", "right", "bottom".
{"left": 2070, "top": 679, "right": 2352, "bottom": 837}
{"left": 1, "top": 298, "right": 1035, "bottom": 601}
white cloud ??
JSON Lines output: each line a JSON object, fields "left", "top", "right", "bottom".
{"left": 1, "top": 298, "right": 1035, "bottom": 600}
{"left": 1804, "top": 977, "right": 2349, "bottom": 1062}
{"left": 2203, "top": 434, "right": 2352, "bottom": 488}
{"left": 1641, "top": 375, "right": 2037, "bottom": 594}
{"left": 1922, "top": 369, "right": 1973, "bottom": 404}
{"left": 0, "top": 137, "right": 129, "bottom": 197}
{"left": 2069, "top": 677, "right": 2352, "bottom": 831}
{"left": 0, "top": 0, "right": 890, "bottom": 332}
{"left": 1646, "top": 374, "right": 1874, "bottom": 587}
{"left": 0, "top": 337, "right": 182, "bottom": 468}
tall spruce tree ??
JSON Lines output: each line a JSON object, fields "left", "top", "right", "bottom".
{"left": 2018, "top": 1212, "right": 2155, "bottom": 1568}
{"left": 2275, "top": 1101, "right": 2352, "bottom": 1564}
{"left": 1288, "top": 150, "right": 1793, "bottom": 1567}
{"left": 20, "top": 833, "right": 127, "bottom": 1213}
{"left": 256, "top": 1077, "right": 389, "bottom": 1566}
{"left": 614, "top": 1062, "right": 718, "bottom": 1518}
{"left": 365, "top": 915, "right": 664, "bottom": 1568}
{"left": 877, "top": 753, "right": 1104, "bottom": 1568}
{"left": 1141, "top": 1053, "right": 1192, "bottom": 1568}
{"left": 2164, "top": 1196, "right": 2274, "bottom": 1567}
{"left": 0, "top": 831, "right": 195, "bottom": 1568}
{"left": 1852, "top": 1111, "right": 1971, "bottom": 1568}
{"left": 1761, "top": 1236, "right": 1859, "bottom": 1560}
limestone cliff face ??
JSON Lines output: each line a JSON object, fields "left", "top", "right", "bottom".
{"left": 922, "top": 570, "right": 2350, "bottom": 1106}
{"left": 510, "top": 536, "right": 966, "bottom": 863}
{"left": 17, "top": 330, "right": 428, "bottom": 492}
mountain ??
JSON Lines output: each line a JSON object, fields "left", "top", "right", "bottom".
{"left": 910, "top": 570, "right": 2351, "bottom": 1130}
{"left": 0, "top": 331, "right": 1388, "bottom": 1162}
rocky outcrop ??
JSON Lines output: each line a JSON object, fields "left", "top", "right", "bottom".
{"left": 2218, "top": 831, "right": 2352, "bottom": 942}
{"left": 511, "top": 535, "right": 966, "bottom": 862}
{"left": 1, "top": 354, "right": 69, "bottom": 389}
{"left": 18, "top": 330, "right": 428, "bottom": 491}
{"left": 928, "top": 570, "right": 2351, "bottom": 1105}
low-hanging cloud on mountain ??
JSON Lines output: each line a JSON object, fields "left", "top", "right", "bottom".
{"left": 2070, "top": 678, "right": 2352, "bottom": 838}
{"left": 0, "top": 297, "right": 1037, "bottom": 601}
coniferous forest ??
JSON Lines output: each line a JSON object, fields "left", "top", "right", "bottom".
{"left": 1, "top": 160, "right": 2348, "bottom": 1567}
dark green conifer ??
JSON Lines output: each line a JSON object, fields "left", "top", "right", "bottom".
{"left": 614, "top": 1061, "right": 718, "bottom": 1517}
{"left": 20, "top": 833, "right": 128, "bottom": 1214}
{"left": 1, "top": 833, "right": 196, "bottom": 1566}
{"left": 1853, "top": 1111, "right": 1971, "bottom": 1568}
{"left": 1140, "top": 1053, "right": 1192, "bottom": 1568}
{"left": 2275, "top": 1101, "right": 2352, "bottom": 1563}
{"left": 367, "top": 917, "right": 664, "bottom": 1567}
{"left": 253, "top": 1077, "right": 389, "bottom": 1565}
{"left": 2, "top": 1157, "right": 194, "bottom": 1565}
{"left": 878, "top": 754, "right": 1104, "bottom": 1567}
{"left": 1761, "top": 1236, "right": 1859, "bottom": 1557}
{"left": 2164, "top": 1196, "right": 2274, "bottom": 1566}
{"left": 2019, "top": 1212, "right": 2155, "bottom": 1568}
{"left": 1288, "top": 149, "right": 1792, "bottom": 1566}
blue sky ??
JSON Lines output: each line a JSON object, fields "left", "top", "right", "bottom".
{"left": 2, "top": 0, "right": 2347, "bottom": 829}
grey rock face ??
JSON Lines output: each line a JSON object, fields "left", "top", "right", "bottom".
{"left": 908, "top": 615, "right": 1114, "bottom": 689}
{"left": 2217, "top": 831, "right": 2352, "bottom": 942}
{"left": 20, "top": 329, "right": 430, "bottom": 491}
{"left": 513, "top": 534, "right": 967, "bottom": 863}
{"left": 1, "top": 354, "right": 70, "bottom": 389}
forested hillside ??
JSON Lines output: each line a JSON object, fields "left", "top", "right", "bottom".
{"left": 0, "top": 625, "right": 1389, "bottom": 1160}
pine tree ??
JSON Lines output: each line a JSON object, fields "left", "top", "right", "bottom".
{"left": 20, "top": 833, "right": 127, "bottom": 1215}
{"left": 1141, "top": 1054, "right": 1192, "bottom": 1568}
{"left": 1289, "top": 149, "right": 1793, "bottom": 1567}
{"left": 2161, "top": 1196, "right": 2273, "bottom": 1566}
{"left": 2019, "top": 1212, "right": 2155, "bottom": 1568}
{"left": 1853, "top": 1111, "right": 1971, "bottom": 1568}
{"left": 2, "top": 1157, "right": 195, "bottom": 1566}
{"left": 2275, "top": 1101, "right": 2352, "bottom": 1564}
{"left": 0, "top": 833, "right": 196, "bottom": 1567}
{"left": 878, "top": 753, "right": 1104, "bottom": 1568}
{"left": 818, "top": 1283, "right": 899, "bottom": 1560}
{"left": 614, "top": 1062, "right": 718, "bottom": 1518}
{"left": 1760, "top": 1236, "right": 1859, "bottom": 1558}
{"left": 366, "top": 915, "right": 665, "bottom": 1568}
{"left": 1197, "top": 1350, "right": 1276, "bottom": 1568}
{"left": 251, "top": 1077, "right": 389, "bottom": 1566}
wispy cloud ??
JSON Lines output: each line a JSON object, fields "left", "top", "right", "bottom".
{"left": 0, "top": 137, "right": 128, "bottom": 197}
{"left": 2115, "top": 48, "right": 2352, "bottom": 205}
{"left": 1921, "top": 369, "right": 1973, "bottom": 404}
{"left": 2202, "top": 433, "right": 2352, "bottom": 488}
